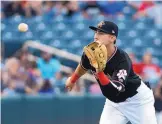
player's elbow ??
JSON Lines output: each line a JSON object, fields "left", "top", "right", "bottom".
{"left": 110, "top": 80, "right": 125, "bottom": 92}
{"left": 75, "top": 64, "right": 87, "bottom": 77}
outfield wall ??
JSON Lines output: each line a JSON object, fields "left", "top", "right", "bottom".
{"left": 1, "top": 95, "right": 105, "bottom": 124}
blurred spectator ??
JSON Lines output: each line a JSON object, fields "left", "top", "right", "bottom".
{"left": 2, "top": 1, "right": 38, "bottom": 18}
{"left": 42, "top": 1, "right": 58, "bottom": 19}
{"left": 2, "top": 57, "right": 35, "bottom": 95}
{"left": 2, "top": 80, "right": 17, "bottom": 96}
{"left": 89, "top": 83, "right": 102, "bottom": 95}
{"left": 130, "top": 1, "right": 154, "bottom": 11}
{"left": 15, "top": 49, "right": 30, "bottom": 69}
{"left": 131, "top": 1, "right": 162, "bottom": 28}
{"left": 154, "top": 77, "right": 162, "bottom": 124}
{"left": 1, "top": 46, "right": 7, "bottom": 93}
{"left": 26, "top": 60, "right": 43, "bottom": 93}
{"left": 143, "top": 2, "right": 162, "bottom": 28}
{"left": 37, "top": 51, "right": 61, "bottom": 80}
{"left": 97, "top": 1, "right": 126, "bottom": 17}
{"left": 51, "top": 72, "right": 67, "bottom": 94}
{"left": 61, "top": 1, "right": 79, "bottom": 17}
{"left": 20, "top": 1, "right": 38, "bottom": 17}
{"left": 42, "top": 1, "right": 79, "bottom": 19}
{"left": 141, "top": 52, "right": 161, "bottom": 88}
{"left": 3, "top": 1, "right": 25, "bottom": 17}
{"left": 81, "top": 1, "right": 101, "bottom": 18}
{"left": 39, "top": 79, "right": 54, "bottom": 94}
{"left": 128, "top": 52, "right": 143, "bottom": 76}
{"left": 13, "top": 49, "right": 41, "bottom": 94}
{"left": 28, "top": 1, "right": 43, "bottom": 16}
{"left": 4, "top": 58, "right": 21, "bottom": 81}
{"left": 27, "top": 60, "right": 41, "bottom": 82}
{"left": 0, "top": 54, "right": 4, "bottom": 72}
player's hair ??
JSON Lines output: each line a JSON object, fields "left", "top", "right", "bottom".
{"left": 114, "top": 35, "right": 116, "bottom": 44}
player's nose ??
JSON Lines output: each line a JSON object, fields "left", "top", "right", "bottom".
{"left": 94, "top": 38, "right": 98, "bottom": 42}
{"left": 94, "top": 34, "right": 98, "bottom": 41}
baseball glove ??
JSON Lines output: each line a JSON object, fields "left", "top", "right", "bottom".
{"left": 83, "top": 42, "right": 107, "bottom": 72}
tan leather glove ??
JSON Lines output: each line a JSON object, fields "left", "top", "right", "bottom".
{"left": 83, "top": 42, "right": 107, "bottom": 72}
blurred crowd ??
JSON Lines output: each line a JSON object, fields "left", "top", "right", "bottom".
{"left": 1, "top": 1, "right": 162, "bottom": 27}
{"left": 1, "top": 49, "right": 68, "bottom": 96}
{"left": 1, "top": 46, "right": 161, "bottom": 97}
{"left": 1, "top": 1, "right": 162, "bottom": 123}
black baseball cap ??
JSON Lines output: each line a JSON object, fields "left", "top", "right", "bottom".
{"left": 89, "top": 21, "right": 118, "bottom": 38}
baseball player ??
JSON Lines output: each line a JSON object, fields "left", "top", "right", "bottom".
{"left": 65, "top": 21, "right": 157, "bottom": 124}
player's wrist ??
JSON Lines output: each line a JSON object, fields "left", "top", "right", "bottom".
{"left": 96, "top": 71, "right": 104, "bottom": 75}
{"left": 70, "top": 73, "right": 79, "bottom": 83}
{"left": 96, "top": 72, "right": 110, "bottom": 85}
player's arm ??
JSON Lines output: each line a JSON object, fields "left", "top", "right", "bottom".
{"left": 96, "top": 59, "right": 131, "bottom": 93}
{"left": 70, "top": 52, "right": 90, "bottom": 83}
{"left": 66, "top": 53, "right": 90, "bottom": 91}
{"left": 70, "top": 64, "right": 87, "bottom": 83}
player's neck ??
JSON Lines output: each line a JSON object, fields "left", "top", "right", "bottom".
{"left": 106, "top": 45, "right": 116, "bottom": 59}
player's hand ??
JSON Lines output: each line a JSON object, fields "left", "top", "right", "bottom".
{"left": 65, "top": 77, "right": 75, "bottom": 91}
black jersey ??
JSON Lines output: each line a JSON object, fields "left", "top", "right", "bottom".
{"left": 81, "top": 46, "right": 141, "bottom": 103}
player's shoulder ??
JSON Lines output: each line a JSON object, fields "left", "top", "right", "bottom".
{"left": 116, "top": 47, "right": 130, "bottom": 61}
{"left": 117, "top": 48, "right": 127, "bottom": 55}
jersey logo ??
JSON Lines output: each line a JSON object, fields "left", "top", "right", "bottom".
{"left": 112, "top": 30, "right": 115, "bottom": 34}
{"left": 117, "top": 69, "right": 127, "bottom": 80}
{"left": 97, "top": 21, "right": 105, "bottom": 28}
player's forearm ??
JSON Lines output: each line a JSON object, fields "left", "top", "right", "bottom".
{"left": 75, "top": 64, "right": 87, "bottom": 76}
{"left": 70, "top": 64, "right": 87, "bottom": 83}
{"left": 96, "top": 72, "right": 110, "bottom": 85}
{"left": 96, "top": 71, "right": 125, "bottom": 92}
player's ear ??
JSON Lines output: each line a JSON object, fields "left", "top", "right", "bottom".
{"left": 110, "top": 35, "right": 116, "bottom": 43}
{"left": 113, "top": 35, "right": 116, "bottom": 40}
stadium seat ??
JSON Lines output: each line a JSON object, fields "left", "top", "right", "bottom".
{"left": 153, "top": 38, "right": 162, "bottom": 47}
{"left": 118, "top": 22, "right": 126, "bottom": 30}
{"left": 2, "top": 13, "right": 162, "bottom": 68}
{"left": 122, "top": 6, "right": 136, "bottom": 16}
{"left": 49, "top": 39, "right": 62, "bottom": 49}
{"left": 134, "top": 22, "right": 147, "bottom": 29}
{"left": 144, "top": 30, "right": 159, "bottom": 38}
{"left": 1, "top": 23, "right": 6, "bottom": 32}
{"left": 9, "top": 15, "right": 24, "bottom": 24}
{"left": 40, "top": 31, "right": 53, "bottom": 42}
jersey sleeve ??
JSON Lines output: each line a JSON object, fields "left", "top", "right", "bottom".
{"left": 111, "top": 58, "right": 131, "bottom": 86}
{"left": 80, "top": 52, "right": 91, "bottom": 70}
{"left": 102, "top": 58, "right": 132, "bottom": 93}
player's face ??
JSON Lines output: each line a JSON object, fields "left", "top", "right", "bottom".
{"left": 94, "top": 30, "right": 116, "bottom": 45}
